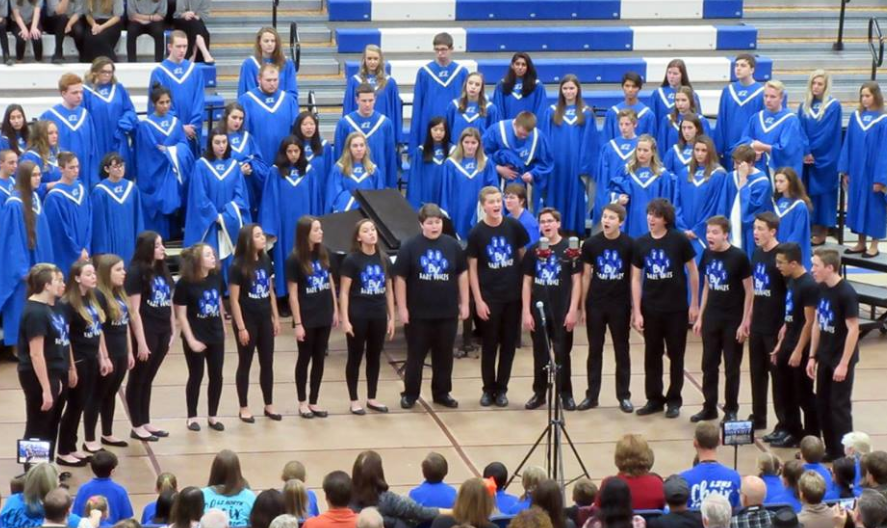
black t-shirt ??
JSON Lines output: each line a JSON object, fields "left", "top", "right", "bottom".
{"left": 780, "top": 272, "right": 819, "bottom": 356}
{"left": 581, "top": 231, "right": 633, "bottom": 309}
{"left": 64, "top": 296, "right": 103, "bottom": 360}
{"left": 522, "top": 238, "right": 581, "bottom": 322}
{"left": 96, "top": 290, "right": 130, "bottom": 359}
{"left": 285, "top": 250, "right": 335, "bottom": 328}
{"left": 393, "top": 234, "right": 468, "bottom": 320}
{"left": 341, "top": 251, "right": 389, "bottom": 320}
{"left": 465, "top": 217, "right": 529, "bottom": 304}
{"left": 750, "top": 246, "right": 786, "bottom": 335}
{"left": 631, "top": 229, "right": 696, "bottom": 313}
{"left": 229, "top": 254, "right": 274, "bottom": 317}
{"left": 124, "top": 262, "right": 173, "bottom": 326}
{"left": 815, "top": 279, "right": 859, "bottom": 367}
{"left": 17, "top": 300, "right": 69, "bottom": 374}
{"left": 172, "top": 274, "right": 225, "bottom": 344}
{"left": 700, "top": 245, "right": 751, "bottom": 322}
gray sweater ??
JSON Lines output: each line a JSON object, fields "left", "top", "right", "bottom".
{"left": 127, "top": 0, "right": 167, "bottom": 18}
{"left": 46, "top": 0, "right": 84, "bottom": 17}
{"left": 83, "top": 0, "right": 123, "bottom": 19}
{"left": 12, "top": 0, "right": 40, "bottom": 24}
{"left": 351, "top": 492, "right": 440, "bottom": 528}
{"left": 1, "top": 0, "right": 8, "bottom": 20}
{"left": 173, "top": 0, "right": 209, "bottom": 19}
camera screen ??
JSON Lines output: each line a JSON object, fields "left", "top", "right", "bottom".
{"left": 722, "top": 420, "right": 755, "bottom": 446}
{"left": 17, "top": 439, "right": 52, "bottom": 465}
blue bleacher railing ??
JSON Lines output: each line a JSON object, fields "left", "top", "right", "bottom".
{"left": 868, "top": 17, "right": 884, "bottom": 80}
{"left": 291, "top": 21, "right": 302, "bottom": 72}
{"left": 835, "top": 0, "right": 851, "bottom": 50}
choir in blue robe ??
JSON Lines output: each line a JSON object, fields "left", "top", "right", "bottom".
{"left": 593, "top": 137, "right": 637, "bottom": 225}
{"left": 43, "top": 181, "right": 91, "bottom": 274}
{"left": 738, "top": 109, "right": 806, "bottom": 178}
{"left": 83, "top": 82, "right": 139, "bottom": 170}
{"left": 482, "top": 119, "right": 554, "bottom": 212}
{"left": 649, "top": 86, "right": 704, "bottom": 124}
{"left": 837, "top": 110, "right": 887, "bottom": 239}
{"left": 0, "top": 177, "right": 15, "bottom": 205}
{"left": 134, "top": 113, "right": 194, "bottom": 239}
{"left": 492, "top": 78, "right": 548, "bottom": 120}
{"left": 674, "top": 166, "right": 728, "bottom": 259}
{"left": 227, "top": 129, "right": 270, "bottom": 216}
{"left": 237, "top": 56, "right": 298, "bottom": 100}
{"left": 238, "top": 87, "right": 299, "bottom": 178}
{"left": 326, "top": 161, "right": 384, "bottom": 213}
{"left": 799, "top": 97, "right": 842, "bottom": 227}
{"left": 509, "top": 209, "right": 540, "bottom": 249}
{"left": 148, "top": 59, "right": 206, "bottom": 151}
{"left": 409, "top": 61, "right": 468, "bottom": 152}
{"left": 440, "top": 157, "right": 498, "bottom": 239}
{"left": 22, "top": 149, "right": 61, "bottom": 198}
{"left": 343, "top": 73, "right": 403, "bottom": 143}
{"left": 333, "top": 111, "right": 398, "bottom": 189}
{"left": 305, "top": 140, "right": 333, "bottom": 210}
{"left": 0, "top": 191, "right": 53, "bottom": 346}
{"left": 446, "top": 99, "right": 499, "bottom": 144}
{"left": 406, "top": 143, "right": 453, "bottom": 209}
{"left": 663, "top": 144, "right": 694, "bottom": 176}
{"left": 657, "top": 114, "right": 711, "bottom": 156}
{"left": 40, "top": 104, "right": 100, "bottom": 189}
{"left": 260, "top": 163, "right": 320, "bottom": 296}
{"left": 721, "top": 169, "right": 773, "bottom": 258}
{"left": 611, "top": 166, "right": 674, "bottom": 238}
{"left": 0, "top": 133, "right": 26, "bottom": 153}
{"left": 540, "top": 104, "right": 599, "bottom": 234}
{"left": 90, "top": 178, "right": 144, "bottom": 263}
{"left": 714, "top": 81, "right": 765, "bottom": 160}
{"left": 602, "top": 102, "right": 656, "bottom": 141}
{"left": 774, "top": 196, "right": 812, "bottom": 266}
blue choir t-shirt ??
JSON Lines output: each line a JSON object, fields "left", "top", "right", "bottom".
{"left": 202, "top": 487, "right": 256, "bottom": 527}
{"left": 408, "top": 481, "right": 457, "bottom": 509}
{"left": 680, "top": 461, "right": 741, "bottom": 509}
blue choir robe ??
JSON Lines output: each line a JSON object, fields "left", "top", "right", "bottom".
{"left": 611, "top": 166, "right": 674, "bottom": 238}
{"left": 238, "top": 88, "right": 299, "bottom": 174}
{"left": 409, "top": 61, "right": 468, "bottom": 152}
{"left": 720, "top": 169, "right": 773, "bottom": 258}
{"left": 593, "top": 137, "right": 637, "bottom": 225}
{"left": 603, "top": 101, "right": 656, "bottom": 141}
{"left": 774, "top": 196, "right": 812, "bottom": 266}
{"left": 326, "top": 161, "right": 383, "bottom": 214}
{"left": 406, "top": 143, "right": 454, "bottom": 210}
{"left": 0, "top": 191, "right": 53, "bottom": 346}
{"left": 492, "top": 78, "right": 548, "bottom": 120}
{"left": 83, "top": 82, "right": 139, "bottom": 170}
{"left": 649, "top": 86, "right": 704, "bottom": 125}
{"left": 446, "top": 99, "right": 499, "bottom": 144}
{"left": 148, "top": 59, "right": 206, "bottom": 151}
{"left": 41, "top": 104, "right": 100, "bottom": 189}
{"left": 657, "top": 113, "right": 711, "bottom": 156}
{"left": 44, "top": 181, "right": 91, "bottom": 274}
{"left": 0, "top": 133, "right": 26, "bottom": 153}
{"left": 260, "top": 164, "right": 320, "bottom": 296}
{"left": 482, "top": 119, "right": 554, "bottom": 212}
{"left": 134, "top": 114, "right": 194, "bottom": 240}
{"left": 663, "top": 144, "right": 694, "bottom": 176}
{"left": 837, "top": 110, "right": 887, "bottom": 239}
{"left": 0, "top": 177, "right": 14, "bottom": 206}
{"left": 714, "top": 81, "right": 765, "bottom": 160}
{"left": 799, "top": 97, "right": 842, "bottom": 227}
{"left": 440, "top": 157, "right": 498, "bottom": 240}
{"left": 343, "top": 73, "right": 404, "bottom": 143}
{"left": 540, "top": 104, "right": 599, "bottom": 234}
{"left": 674, "top": 166, "right": 728, "bottom": 258}
{"left": 228, "top": 129, "right": 270, "bottom": 217}
{"left": 305, "top": 140, "right": 333, "bottom": 210}
{"left": 509, "top": 209, "right": 540, "bottom": 249}
{"left": 237, "top": 56, "right": 298, "bottom": 100}
{"left": 22, "top": 149, "right": 61, "bottom": 198}
{"left": 737, "top": 109, "right": 806, "bottom": 178}
{"left": 90, "top": 178, "right": 144, "bottom": 263}
{"left": 333, "top": 111, "right": 398, "bottom": 189}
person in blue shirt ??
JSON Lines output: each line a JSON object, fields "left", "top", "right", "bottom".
{"left": 680, "top": 422, "right": 741, "bottom": 510}
{"left": 508, "top": 466, "right": 546, "bottom": 514}
{"left": 738, "top": 80, "right": 806, "bottom": 179}
{"left": 714, "top": 53, "right": 765, "bottom": 163}
{"left": 281, "top": 460, "right": 320, "bottom": 517}
{"left": 611, "top": 135, "right": 673, "bottom": 238}
{"left": 91, "top": 153, "right": 144, "bottom": 265}
{"left": 772, "top": 168, "right": 812, "bottom": 267}
{"left": 800, "top": 436, "right": 839, "bottom": 500}
{"left": 780, "top": 460, "right": 805, "bottom": 512}
{"left": 327, "top": 133, "right": 384, "bottom": 213}
{"left": 657, "top": 87, "right": 710, "bottom": 158}
{"left": 343, "top": 45, "right": 403, "bottom": 144}
{"left": 202, "top": 450, "right": 257, "bottom": 527}
{"left": 831, "top": 457, "right": 861, "bottom": 499}
{"left": 83, "top": 58, "right": 139, "bottom": 171}
{"left": 721, "top": 145, "right": 773, "bottom": 259}
{"left": 603, "top": 72, "right": 656, "bottom": 142}
{"left": 841, "top": 431, "right": 872, "bottom": 489}
{"left": 72, "top": 451, "right": 134, "bottom": 524}
{"left": 149, "top": 31, "right": 206, "bottom": 154}
{"left": 40, "top": 73, "right": 100, "bottom": 189}
{"left": 406, "top": 117, "right": 453, "bottom": 210}
{"left": 650, "top": 59, "right": 703, "bottom": 125}
{"left": 440, "top": 128, "right": 498, "bottom": 239}
{"left": 482, "top": 462, "right": 519, "bottom": 514}
{"left": 504, "top": 183, "right": 539, "bottom": 250}
{"left": 220, "top": 102, "right": 270, "bottom": 218}
{"left": 141, "top": 472, "right": 178, "bottom": 524}
{"left": 43, "top": 152, "right": 92, "bottom": 275}
{"left": 492, "top": 52, "right": 548, "bottom": 121}
{"left": 447, "top": 72, "right": 498, "bottom": 144}
{"left": 409, "top": 452, "right": 458, "bottom": 508}
{"left": 664, "top": 116, "right": 706, "bottom": 177}
{"left": 757, "top": 453, "right": 788, "bottom": 505}
{"left": 334, "top": 83, "right": 398, "bottom": 189}
{"left": 594, "top": 109, "right": 638, "bottom": 226}
{"left": 238, "top": 27, "right": 298, "bottom": 100}
{"left": 22, "top": 120, "right": 61, "bottom": 198}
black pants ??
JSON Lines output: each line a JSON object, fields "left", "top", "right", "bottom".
{"left": 749, "top": 330, "right": 779, "bottom": 426}
{"left": 235, "top": 311, "right": 275, "bottom": 407}
{"left": 816, "top": 361, "right": 855, "bottom": 460}
{"left": 83, "top": 353, "right": 127, "bottom": 441}
{"left": 531, "top": 312, "right": 574, "bottom": 398}
{"left": 125, "top": 322, "right": 170, "bottom": 427}
{"left": 345, "top": 317, "right": 386, "bottom": 401}
{"left": 481, "top": 300, "right": 521, "bottom": 395}
{"left": 402, "top": 318, "right": 458, "bottom": 401}
{"left": 172, "top": 17, "right": 210, "bottom": 61}
{"left": 126, "top": 20, "right": 165, "bottom": 62}
{"left": 295, "top": 326, "right": 331, "bottom": 404}
{"left": 701, "top": 317, "right": 743, "bottom": 414}
{"left": 0, "top": 19, "right": 9, "bottom": 58}
{"left": 45, "top": 14, "right": 83, "bottom": 58}
{"left": 183, "top": 340, "right": 224, "bottom": 418}
{"left": 774, "top": 347, "right": 818, "bottom": 438}
{"left": 58, "top": 355, "right": 98, "bottom": 455}
{"left": 19, "top": 369, "right": 64, "bottom": 459}
{"left": 14, "top": 26, "right": 43, "bottom": 61}
{"left": 586, "top": 304, "right": 631, "bottom": 401}
{"left": 642, "top": 308, "right": 688, "bottom": 408}
{"left": 79, "top": 18, "right": 121, "bottom": 62}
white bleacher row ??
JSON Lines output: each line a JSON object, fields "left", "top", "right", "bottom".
{"left": 0, "top": 62, "right": 160, "bottom": 92}
{"left": 0, "top": 97, "right": 151, "bottom": 120}
{"left": 2, "top": 32, "right": 160, "bottom": 61}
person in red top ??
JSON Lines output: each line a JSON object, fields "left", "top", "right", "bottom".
{"left": 303, "top": 471, "right": 358, "bottom": 528}
{"left": 596, "top": 434, "right": 666, "bottom": 510}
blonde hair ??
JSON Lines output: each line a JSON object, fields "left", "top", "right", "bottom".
{"left": 765, "top": 79, "right": 786, "bottom": 95}
{"left": 28, "top": 120, "right": 59, "bottom": 166}
{"left": 359, "top": 45, "right": 388, "bottom": 91}
{"left": 804, "top": 69, "right": 833, "bottom": 118}
{"left": 451, "top": 128, "right": 487, "bottom": 171}
{"left": 282, "top": 479, "right": 309, "bottom": 518}
{"left": 84, "top": 496, "right": 109, "bottom": 519}
{"left": 452, "top": 478, "right": 494, "bottom": 527}
{"left": 281, "top": 461, "right": 306, "bottom": 482}
{"left": 757, "top": 452, "right": 782, "bottom": 477}
{"left": 614, "top": 434, "right": 654, "bottom": 477}
{"left": 23, "top": 463, "right": 59, "bottom": 512}
{"left": 520, "top": 466, "right": 546, "bottom": 500}
{"left": 626, "top": 134, "right": 664, "bottom": 175}
{"left": 337, "top": 132, "right": 377, "bottom": 177}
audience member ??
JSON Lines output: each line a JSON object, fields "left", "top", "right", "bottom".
{"left": 250, "top": 490, "right": 286, "bottom": 528}
{"left": 511, "top": 466, "right": 546, "bottom": 514}
{"left": 201, "top": 509, "right": 231, "bottom": 528}
{"left": 270, "top": 515, "right": 301, "bottom": 528}
{"left": 281, "top": 461, "right": 321, "bottom": 517}
{"left": 150, "top": 490, "right": 176, "bottom": 525}
{"left": 586, "top": 478, "right": 645, "bottom": 528}
{"left": 800, "top": 436, "right": 838, "bottom": 499}
{"left": 43, "top": 488, "right": 79, "bottom": 527}
{"left": 170, "top": 487, "right": 205, "bottom": 528}
{"left": 730, "top": 476, "right": 772, "bottom": 528}
{"left": 356, "top": 508, "right": 384, "bottom": 528}
{"left": 0, "top": 463, "right": 60, "bottom": 528}
{"left": 483, "top": 462, "right": 520, "bottom": 514}
{"left": 511, "top": 508, "right": 554, "bottom": 528}
{"left": 283, "top": 479, "right": 310, "bottom": 519}
{"left": 410, "top": 452, "right": 458, "bottom": 508}
{"left": 833, "top": 457, "right": 861, "bottom": 499}
{"left": 758, "top": 454, "right": 785, "bottom": 505}
{"left": 797, "top": 472, "right": 832, "bottom": 528}
{"left": 84, "top": 496, "right": 110, "bottom": 526}
{"left": 431, "top": 478, "right": 496, "bottom": 528}
{"left": 701, "top": 495, "right": 732, "bottom": 528}
{"left": 202, "top": 451, "right": 256, "bottom": 527}
{"left": 73, "top": 451, "right": 134, "bottom": 524}
{"left": 680, "top": 423, "right": 741, "bottom": 509}
{"left": 598, "top": 434, "right": 665, "bottom": 510}
{"left": 566, "top": 479, "right": 598, "bottom": 528}
{"left": 780, "top": 461, "right": 805, "bottom": 512}
{"left": 648, "top": 476, "right": 702, "bottom": 528}
{"left": 303, "top": 471, "right": 357, "bottom": 528}
{"left": 862, "top": 452, "right": 887, "bottom": 499}
{"left": 142, "top": 473, "right": 178, "bottom": 525}
{"left": 832, "top": 490, "right": 887, "bottom": 528}
{"left": 843, "top": 433, "right": 873, "bottom": 488}
{"left": 533, "top": 480, "right": 576, "bottom": 528}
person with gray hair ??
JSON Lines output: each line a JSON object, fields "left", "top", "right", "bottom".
{"left": 269, "top": 515, "right": 300, "bottom": 528}
{"left": 701, "top": 494, "right": 733, "bottom": 528}
{"left": 730, "top": 476, "right": 772, "bottom": 528}
{"left": 357, "top": 508, "right": 383, "bottom": 528}
{"left": 201, "top": 509, "right": 231, "bottom": 528}
{"left": 857, "top": 490, "right": 887, "bottom": 528}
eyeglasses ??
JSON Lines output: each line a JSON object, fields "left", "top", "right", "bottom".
{"left": 107, "top": 162, "right": 125, "bottom": 169}
{"left": 99, "top": 69, "right": 114, "bottom": 74}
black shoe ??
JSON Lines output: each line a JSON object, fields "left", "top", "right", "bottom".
{"left": 367, "top": 402, "right": 389, "bottom": 413}
{"left": 722, "top": 411, "right": 738, "bottom": 423}
{"left": 636, "top": 402, "right": 665, "bottom": 416}
{"left": 51, "top": 54, "right": 64, "bottom": 64}
{"left": 310, "top": 409, "right": 329, "bottom": 418}
{"left": 525, "top": 394, "right": 546, "bottom": 410}
{"left": 264, "top": 410, "right": 282, "bottom": 421}
{"left": 690, "top": 409, "right": 718, "bottom": 423}
{"left": 82, "top": 443, "right": 103, "bottom": 454}
{"left": 577, "top": 397, "right": 599, "bottom": 411}
{"left": 207, "top": 420, "right": 225, "bottom": 432}
{"left": 561, "top": 396, "right": 576, "bottom": 411}
{"left": 100, "top": 437, "right": 129, "bottom": 448}
{"left": 665, "top": 405, "right": 681, "bottom": 419}
{"left": 433, "top": 395, "right": 459, "bottom": 408}
{"left": 400, "top": 396, "right": 416, "bottom": 409}
{"left": 56, "top": 456, "right": 88, "bottom": 467}
{"left": 480, "top": 392, "right": 494, "bottom": 407}
{"left": 132, "top": 429, "right": 160, "bottom": 440}
{"left": 771, "top": 434, "right": 800, "bottom": 448}
{"left": 763, "top": 429, "right": 787, "bottom": 443}
{"left": 350, "top": 407, "right": 366, "bottom": 416}
{"left": 619, "top": 399, "right": 634, "bottom": 413}
{"left": 299, "top": 409, "right": 315, "bottom": 419}
{"left": 862, "top": 250, "right": 880, "bottom": 259}
{"left": 495, "top": 393, "right": 509, "bottom": 408}
{"left": 186, "top": 421, "right": 201, "bottom": 432}
{"left": 146, "top": 429, "right": 169, "bottom": 438}
{"left": 239, "top": 413, "right": 256, "bottom": 424}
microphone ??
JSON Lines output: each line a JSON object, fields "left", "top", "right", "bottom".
{"left": 536, "top": 236, "right": 552, "bottom": 259}
{"left": 535, "top": 301, "right": 547, "bottom": 327}
{"left": 566, "top": 236, "right": 581, "bottom": 260}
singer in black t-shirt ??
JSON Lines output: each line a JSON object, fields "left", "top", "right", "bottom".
{"left": 521, "top": 208, "right": 582, "bottom": 411}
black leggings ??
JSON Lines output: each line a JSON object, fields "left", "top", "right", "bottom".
{"left": 126, "top": 20, "right": 165, "bottom": 62}
{"left": 295, "top": 326, "right": 331, "bottom": 404}
{"left": 345, "top": 317, "right": 386, "bottom": 401}
{"left": 19, "top": 369, "right": 65, "bottom": 459}
{"left": 58, "top": 355, "right": 98, "bottom": 455}
{"left": 184, "top": 340, "right": 225, "bottom": 418}
{"left": 83, "top": 352, "right": 127, "bottom": 441}
{"left": 79, "top": 18, "right": 121, "bottom": 62}
{"left": 172, "top": 17, "right": 210, "bottom": 61}
{"left": 125, "top": 320, "right": 170, "bottom": 428}
{"left": 1, "top": 19, "right": 11, "bottom": 58}
{"left": 14, "top": 24, "right": 43, "bottom": 61}
{"left": 45, "top": 14, "right": 83, "bottom": 58}
{"left": 235, "top": 311, "right": 275, "bottom": 407}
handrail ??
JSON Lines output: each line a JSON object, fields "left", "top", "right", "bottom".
{"left": 869, "top": 17, "right": 885, "bottom": 80}
{"left": 307, "top": 90, "right": 318, "bottom": 120}
{"left": 290, "top": 21, "right": 301, "bottom": 72}
{"left": 834, "top": 0, "right": 851, "bottom": 50}
{"left": 272, "top": 0, "right": 280, "bottom": 29}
